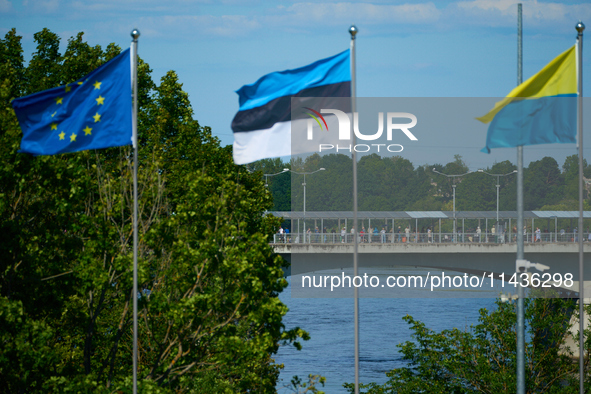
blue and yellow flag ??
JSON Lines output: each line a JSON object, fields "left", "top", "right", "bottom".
{"left": 478, "top": 45, "right": 577, "bottom": 153}
{"left": 12, "top": 49, "right": 132, "bottom": 156}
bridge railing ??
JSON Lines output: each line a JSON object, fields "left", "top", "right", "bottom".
{"left": 271, "top": 232, "right": 586, "bottom": 244}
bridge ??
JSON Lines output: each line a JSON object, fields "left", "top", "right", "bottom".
{"left": 275, "top": 242, "right": 591, "bottom": 279}
{"left": 269, "top": 211, "right": 591, "bottom": 284}
{"left": 271, "top": 211, "right": 591, "bottom": 359}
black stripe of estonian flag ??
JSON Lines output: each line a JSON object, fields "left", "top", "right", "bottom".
{"left": 232, "top": 81, "right": 351, "bottom": 132}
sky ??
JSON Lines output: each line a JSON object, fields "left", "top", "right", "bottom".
{"left": 2, "top": 0, "right": 591, "bottom": 170}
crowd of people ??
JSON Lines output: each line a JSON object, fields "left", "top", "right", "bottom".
{"left": 274, "top": 224, "right": 590, "bottom": 244}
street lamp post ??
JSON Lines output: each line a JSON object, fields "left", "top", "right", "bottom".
{"left": 263, "top": 168, "right": 289, "bottom": 187}
{"left": 286, "top": 168, "right": 325, "bottom": 242}
{"left": 477, "top": 169, "right": 517, "bottom": 230}
{"left": 262, "top": 168, "right": 290, "bottom": 241}
{"left": 432, "top": 168, "right": 472, "bottom": 243}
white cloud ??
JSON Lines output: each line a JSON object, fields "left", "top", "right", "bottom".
{"left": 12, "top": 0, "right": 591, "bottom": 40}
{"left": 453, "top": 0, "right": 591, "bottom": 29}
{"left": 280, "top": 2, "right": 441, "bottom": 25}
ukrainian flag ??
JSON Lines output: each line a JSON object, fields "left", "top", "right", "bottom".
{"left": 479, "top": 45, "right": 577, "bottom": 153}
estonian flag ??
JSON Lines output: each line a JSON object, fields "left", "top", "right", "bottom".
{"left": 231, "top": 50, "right": 351, "bottom": 165}
{"left": 478, "top": 45, "right": 577, "bottom": 153}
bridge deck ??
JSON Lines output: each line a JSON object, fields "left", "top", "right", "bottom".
{"left": 275, "top": 242, "right": 591, "bottom": 282}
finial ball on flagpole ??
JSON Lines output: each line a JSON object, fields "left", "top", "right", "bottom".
{"left": 349, "top": 25, "right": 358, "bottom": 38}
{"left": 576, "top": 21, "right": 585, "bottom": 33}
{"left": 131, "top": 29, "right": 141, "bottom": 40}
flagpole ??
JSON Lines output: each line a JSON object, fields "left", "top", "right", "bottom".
{"left": 130, "top": 28, "right": 140, "bottom": 394}
{"left": 576, "top": 20, "right": 585, "bottom": 394}
{"left": 349, "top": 24, "right": 359, "bottom": 394}
{"left": 516, "top": 5, "right": 525, "bottom": 394}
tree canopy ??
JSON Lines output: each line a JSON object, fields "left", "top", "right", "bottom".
{"left": 261, "top": 153, "right": 589, "bottom": 217}
{"left": 345, "top": 298, "right": 591, "bottom": 393}
{"left": 0, "top": 28, "right": 306, "bottom": 393}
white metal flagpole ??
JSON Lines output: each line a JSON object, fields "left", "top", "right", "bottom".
{"left": 576, "top": 20, "right": 585, "bottom": 394}
{"left": 516, "top": 5, "right": 525, "bottom": 394}
{"left": 349, "top": 24, "right": 359, "bottom": 394}
{"left": 130, "top": 28, "right": 140, "bottom": 394}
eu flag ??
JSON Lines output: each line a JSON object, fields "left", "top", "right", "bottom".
{"left": 12, "top": 48, "right": 132, "bottom": 156}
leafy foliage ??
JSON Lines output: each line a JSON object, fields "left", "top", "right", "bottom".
{"left": 0, "top": 28, "right": 305, "bottom": 392}
{"left": 344, "top": 298, "right": 589, "bottom": 394}
{"left": 259, "top": 153, "right": 589, "bottom": 217}
{"left": 278, "top": 374, "right": 326, "bottom": 394}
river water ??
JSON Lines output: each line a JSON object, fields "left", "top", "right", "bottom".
{"left": 275, "top": 269, "right": 498, "bottom": 393}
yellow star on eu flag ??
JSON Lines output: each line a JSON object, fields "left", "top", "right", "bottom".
{"left": 70, "top": 133, "right": 77, "bottom": 142}
{"left": 93, "top": 113, "right": 101, "bottom": 122}
{"left": 93, "top": 81, "right": 101, "bottom": 90}
{"left": 55, "top": 97, "right": 63, "bottom": 105}
{"left": 96, "top": 96, "right": 105, "bottom": 105}
{"left": 83, "top": 126, "right": 92, "bottom": 135}
{"left": 65, "top": 85, "right": 71, "bottom": 92}
{"left": 58, "top": 131, "right": 65, "bottom": 140}
{"left": 51, "top": 123, "right": 58, "bottom": 130}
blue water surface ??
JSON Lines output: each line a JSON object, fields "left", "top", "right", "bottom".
{"left": 275, "top": 274, "right": 497, "bottom": 393}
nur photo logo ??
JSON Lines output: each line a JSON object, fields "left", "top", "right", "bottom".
{"left": 303, "top": 108, "right": 419, "bottom": 153}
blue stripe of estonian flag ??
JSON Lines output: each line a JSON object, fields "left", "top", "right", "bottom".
{"left": 236, "top": 50, "right": 350, "bottom": 112}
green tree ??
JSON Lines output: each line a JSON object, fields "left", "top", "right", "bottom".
{"left": 247, "top": 158, "right": 292, "bottom": 211}
{"left": 345, "top": 298, "right": 586, "bottom": 394}
{"left": 524, "top": 157, "right": 564, "bottom": 210}
{"left": 491, "top": 160, "right": 518, "bottom": 211}
{"left": 390, "top": 157, "right": 419, "bottom": 210}
{"left": 561, "top": 154, "right": 591, "bottom": 203}
{"left": 358, "top": 153, "right": 391, "bottom": 211}
{"left": 408, "top": 165, "right": 441, "bottom": 211}
{"left": 455, "top": 171, "right": 490, "bottom": 211}
{"left": 0, "top": 29, "right": 305, "bottom": 393}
